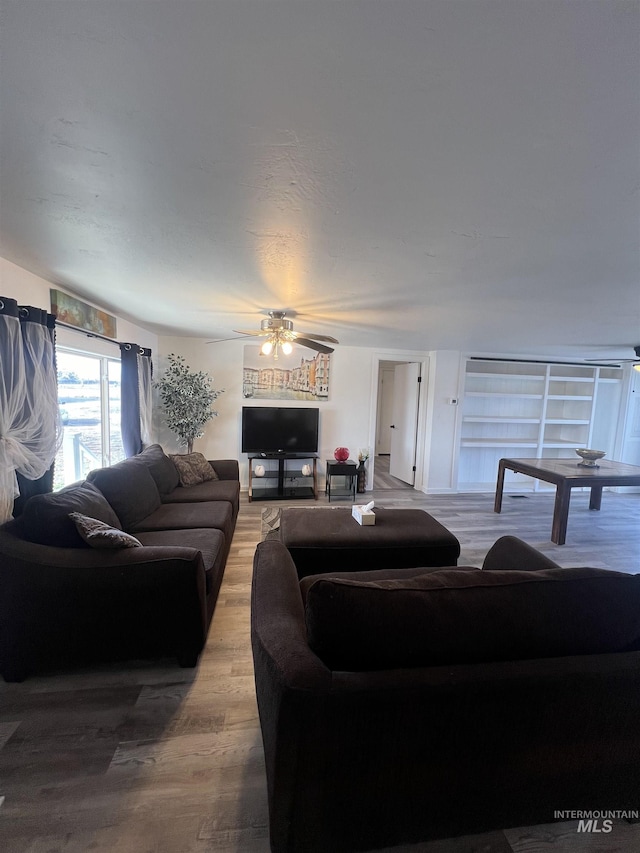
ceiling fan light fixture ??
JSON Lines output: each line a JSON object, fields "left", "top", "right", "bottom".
{"left": 231, "top": 310, "right": 338, "bottom": 357}
{"left": 633, "top": 363, "right": 640, "bottom": 373}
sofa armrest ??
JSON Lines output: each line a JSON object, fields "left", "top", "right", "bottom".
{"left": 209, "top": 459, "right": 239, "bottom": 481}
{"left": 0, "top": 527, "right": 208, "bottom": 569}
{"left": 251, "top": 540, "right": 332, "bottom": 852}
{"left": 482, "top": 535, "right": 560, "bottom": 571}
{"left": 0, "top": 538, "right": 208, "bottom": 681}
{"left": 251, "top": 540, "right": 331, "bottom": 691}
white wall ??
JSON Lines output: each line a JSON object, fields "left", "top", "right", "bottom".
{"left": 156, "top": 337, "right": 378, "bottom": 489}
{"left": 620, "top": 368, "right": 640, "bottom": 467}
{"left": 0, "top": 258, "right": 49, "bottom": 306}
{"left": 153, "top": 340, "right": 467, "bottom": 493}
{"left": 6, "top": 256, "right": 634, "bottom": 496}
{"left": 0, "top": 256, "right": 470, "bottom": 493}
{"left": 421, "top": 351, "right": 463, "bottom": 493}
{"left": 0, "top": 257, "right": 158, "bottom": 355}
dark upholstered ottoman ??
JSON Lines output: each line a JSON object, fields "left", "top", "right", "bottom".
{"left": 279, "top": 507, "right": 460, "bottom": 579}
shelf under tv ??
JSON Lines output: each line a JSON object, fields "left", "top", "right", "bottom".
{"left": 248, "top": 454, "right": 318, "bottom": 502}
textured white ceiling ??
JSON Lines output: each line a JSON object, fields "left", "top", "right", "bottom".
{"left": 1, "top": 0, "right": 639, "bottom": 359}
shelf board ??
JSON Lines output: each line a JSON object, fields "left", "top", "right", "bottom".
{"left": 460, "top": 440, "right": 539, "bottom": 448}
{"left": 544, "top": 419, "right": 590, "bottom": 425}
{"left": 463, "top": 416, "right": 540, "bottom": 424}
{"left": 466, "top": 372, "right": 546, "bottom": 382}
{"left": 542, "top": 441, "right": 587, "bottom": 448}
{"left": 547, "top": 395, "right": 593, "bottom": 401}
{"left": 549, "top": 376, "right": 594, "bottom": 383}
{"left": 251, "top": 486, "right": 316, "bottom": 500}
{"left": 466, "top": 391, "right": 544, "bottom": 399}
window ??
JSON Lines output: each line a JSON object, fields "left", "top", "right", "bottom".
{"left": 55, "top": 349, "right": 124, "bottom": 489}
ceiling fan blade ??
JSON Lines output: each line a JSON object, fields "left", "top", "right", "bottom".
{"left": 232, "top": 328, "right": 270, "bottom": 337}
{"left": 205, "top": 335, "right": 252, "bottom": 344}
{"left": 294, "top": 331, "right": 340, "bottom": 344}
{"left": 585, "top": 345, "right": 640, "bottom": 364}
{"left": 295, "top": 337, "right": 334, "bottom": 354}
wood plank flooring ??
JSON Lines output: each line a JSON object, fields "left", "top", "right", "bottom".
{"left": 1, "top": 470, "right": 639, "bottom": 852}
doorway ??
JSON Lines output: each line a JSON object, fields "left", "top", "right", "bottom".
{"left": 372, "top": 356, "right": 428, "bottom": 490}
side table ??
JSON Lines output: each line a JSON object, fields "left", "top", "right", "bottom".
{"left": 325, "top": 459, "right": 358, "bottom": 502}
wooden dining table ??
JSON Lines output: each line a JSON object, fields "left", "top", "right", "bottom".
{"left": 494, "top": 457, "right": 640, "bottom": 544}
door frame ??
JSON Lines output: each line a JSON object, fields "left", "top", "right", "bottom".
{"left": 368, "top": 350, "right": 430, "bottom": 492}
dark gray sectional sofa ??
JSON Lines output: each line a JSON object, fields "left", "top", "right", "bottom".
{"left": 0, "top": 445, "right": 239, "bottom": 682}
{"left": 251, "top": 535, "right": 640, "bottom": 852}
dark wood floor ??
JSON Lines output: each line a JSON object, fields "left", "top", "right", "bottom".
{"left": 1, "top": 469, "right": 639, "bottom": 852}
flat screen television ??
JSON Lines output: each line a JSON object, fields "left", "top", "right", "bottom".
{"left": 241, "top": 406, "right": 319, "bottom": 455}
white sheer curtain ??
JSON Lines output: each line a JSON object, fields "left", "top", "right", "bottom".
{"left": 138, "top": 348, "right": 153, "bottom": 447}
{"left": 0, "top": 299, "right": 62, "bottom": 523}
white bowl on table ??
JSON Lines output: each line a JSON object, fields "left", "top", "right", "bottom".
{"left": 575, "top": 448, "right": 606, "bottom": 467}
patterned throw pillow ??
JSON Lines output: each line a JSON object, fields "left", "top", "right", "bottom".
{"left": 169, "top": 452, "right": 219, "bottom": 487}
{"left": 69, "top": 512, "right": 143, "bottom": 550}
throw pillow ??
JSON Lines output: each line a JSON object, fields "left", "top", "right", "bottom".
{"left": 87, "top": 462, "right": 161, "bottom": 529}
{"left": 170, "top": 452, "right": 219, "bottom": 487}
{"left": 69, "top": 512, "right": 143, "bottom": 549}
{"left": 22, "top": 482, "right": 123, "bottom": 548}
{"left": 135, "top": 444, "right": 180, "bottom": 494}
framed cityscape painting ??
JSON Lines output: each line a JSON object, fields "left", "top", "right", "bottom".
{"left": 242, "top": 345, "right": 331, "bottom": 401}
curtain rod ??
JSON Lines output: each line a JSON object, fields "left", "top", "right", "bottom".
{"left": 56, "top": 319, "right": 146, "bottom": 352}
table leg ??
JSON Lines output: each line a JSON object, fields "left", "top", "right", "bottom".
{"left": 589, "top": 485, "right": 603, "bottom": 511}
{"left": 551, "top": 483, "right": 571, "bottom": 545}
{"left": 494, "top": 460, "right": 507, "bottom": 513}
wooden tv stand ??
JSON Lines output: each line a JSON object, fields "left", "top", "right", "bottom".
{"left": 248, "top": 454, "right": 318, "bottom": 502}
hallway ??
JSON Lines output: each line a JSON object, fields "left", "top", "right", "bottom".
{"left": 372, "top": 454, "right": 414, "bottom": 490}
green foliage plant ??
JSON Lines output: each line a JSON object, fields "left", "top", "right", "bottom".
{"left": 155, "top": 354, "right": 224, "bottom": 453}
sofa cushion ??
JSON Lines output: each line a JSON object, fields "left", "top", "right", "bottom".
{"left": 135, "top": 444, "right": 180, "bottom": 494}
{"left": 304, "top": 567, "right": 640, "bottom": 671}
{"left": 300, "top": 565, "right": 480, "bottom": 604}
{"left": 69, "top": 512, "right": 143, "bottom": 549}
{"left": 129, "top": 500, "right": 234, "bottom": 543}
{"left": 135, "top": 528, "right": 225, "bottom": 595}
{"left": 21, "top": 482, "right": 123, "bottom": 548}
{"left": 161, "top": 477, "right": 238, "bottom": 504}
{"left": 88, "top": 461, "right": 161, "bottom": 529}
{"left": 170, "top": 453, "right": 219, "bottom": 486}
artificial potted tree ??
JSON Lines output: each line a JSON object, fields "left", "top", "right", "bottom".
{"left": 155, "top": 353, "right": 224, "bottom": 453}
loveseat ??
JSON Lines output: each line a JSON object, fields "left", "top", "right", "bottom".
{"left": 0, "top": 445, "right": 240, "bottom": 682}
{"left": 251, "top": 536, "right": 640, "bottom": 852}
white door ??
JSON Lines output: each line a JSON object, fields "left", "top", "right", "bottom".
{"left": 376, "top": 367, "right": 396, "bottom": 454}
{"left": 389, "top": 362, "right": 421, "bottom": 485}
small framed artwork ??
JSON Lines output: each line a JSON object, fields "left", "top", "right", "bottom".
{"left": 50, "top": 289, "right": 117, "bottom": 338}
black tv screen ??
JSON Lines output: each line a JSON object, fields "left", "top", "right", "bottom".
{"left": 241, "top": 406, "right": 319, "bottom": 455}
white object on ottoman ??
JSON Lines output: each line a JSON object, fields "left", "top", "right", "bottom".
{"left": 352, "top": 500, "right": 375, "bottom": 525}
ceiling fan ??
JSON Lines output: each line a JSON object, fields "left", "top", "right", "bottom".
{"left": 585, "top": 345, "right": 640, "bottom": 372}
{"left": 231, "top": 311, "right": 339, "bottom": 360}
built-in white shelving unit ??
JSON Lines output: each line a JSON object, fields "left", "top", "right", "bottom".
{"left": 457, "top": 359, "right": 623, "bottom": 491}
